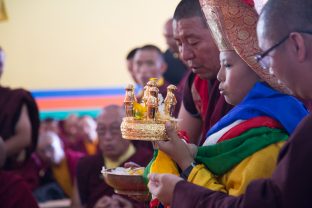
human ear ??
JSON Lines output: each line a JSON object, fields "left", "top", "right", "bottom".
{"left": 289, "top": 32, "right": 307, "bottom": 63}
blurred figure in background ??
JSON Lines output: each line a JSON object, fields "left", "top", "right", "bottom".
{"left": 126, "top": 47, "right": 139, "bottom": 84}
{"left": 0, "top": 47, "right": 40, "bottom": 170}
{"left": 59, "top": 114, "right": 83, "bottom": 152}
{"left": 40, "top": 117, "right": 59, "bottom": 135}
{"left": 162, "top": 18, "right": 188, "bottom": 86}
{"left": 74, "top": 105, "right": 152, "bottom": 208}
{"left": 76, "top": 115, "right": 99, "bottom": 155}
{"left": 33, "top": 131, "right": 84, "bottom": 202}
{"left": 133, "top": 44, "right": 182, "bottom": 117}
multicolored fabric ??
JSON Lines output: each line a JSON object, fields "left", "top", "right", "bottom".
{"left": 206, "top": 82, "right": 307, "bottom": 137}
{"left": 197, "top": 127, "right": 288, "bottom": 175}
{"left": 195, "top": 82, "right": 308, "bottom": 175}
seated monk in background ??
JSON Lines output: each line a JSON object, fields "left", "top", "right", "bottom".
{"left": 32, "top": 131, "right": 85, "bottom": 202}
{"left": 59, "top": 114, "right": 83, "bottom": 152}
{"left": 73, "top": 105, "right": 153, "bottom": 208}
{"left": 76, "top": 116, "right": 99, "bottom": 155}
{"left": 148, "top": 0, "right": 308, "bottom": 205}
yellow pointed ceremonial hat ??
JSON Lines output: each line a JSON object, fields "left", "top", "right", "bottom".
{"left": 199, "top": 0, "right": 288, "bottom": 93}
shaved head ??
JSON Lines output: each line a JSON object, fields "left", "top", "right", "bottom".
{"left": 260, "top": 0, "right": 312, "bottom": 42}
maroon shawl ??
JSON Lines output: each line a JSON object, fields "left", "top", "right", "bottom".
{"left": 0, "top": 87, "right": 40, "bottom": 169}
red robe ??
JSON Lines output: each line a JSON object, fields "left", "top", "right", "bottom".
{"left": 0, "top": 87, "right": 40, "bottom": 170}
{"left": 183, "top": 73, "right": 233, "bottom": 144}
{"left": 171, "top": 113, "right": 312, "bottom": 208}
{"left": 0, "top": 171, "right": 39, "bottom": 208}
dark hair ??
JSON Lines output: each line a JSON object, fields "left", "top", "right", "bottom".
{"left": 173, "top": 0, "right": 206, "bottom": 26}
{"left": 126, "top": 48, "right": 139, "bottom": 60}
{"left": 261, "top": 0, "right": 312, "bottom": 41}
{"left": 138, "top": 44, "right": 164, "bottom": 61}
{"left": 140, "top": 44, "right": 162, "bottom": 54}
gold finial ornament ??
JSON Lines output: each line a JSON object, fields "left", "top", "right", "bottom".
{"left": 141, "top": 86, "right": 149, "bottom": 106}
{"left": 124, "top": 84, "right": 136, "bottom": 117}
{"left": 120, "top": 81, "right": 178, "bottom": 141}
{"left": 164, "top": 85, "right": 177, "bottom": 117}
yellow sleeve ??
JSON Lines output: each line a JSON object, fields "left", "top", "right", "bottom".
{"left": 187, "top": 141, "right": 285, "bottom": 196}
{"left": 187, "top": 164, "right": 227, "bottom": 193}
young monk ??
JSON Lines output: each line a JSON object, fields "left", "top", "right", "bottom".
{"left": 147, "top": 0, "right": 308, "bottom": 204}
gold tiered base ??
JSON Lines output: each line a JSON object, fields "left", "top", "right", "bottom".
{"left": 121, "top": 117, "right": 174, "bottom": 141}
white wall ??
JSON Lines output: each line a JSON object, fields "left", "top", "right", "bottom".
{"left": 0, "top": 0, "right": 180, "bottom": 90}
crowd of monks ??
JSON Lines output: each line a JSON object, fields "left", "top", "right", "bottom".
{"left": 1, "top": 0, "right": 312, "bottom": 208}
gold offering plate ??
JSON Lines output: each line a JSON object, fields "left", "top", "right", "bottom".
{"left": 102, "top": 168, "right": 149, "bottom": 202}
{"left": 121, "top": 117, "right": 174, "bottom": 141}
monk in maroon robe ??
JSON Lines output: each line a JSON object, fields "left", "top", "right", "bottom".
{"left": 75, "top": 105, "right": 153, "bottom": 208}
{"left": 0, "top": 87, "right": 40, "bottom": 170}
{"left": 0, "top": 48, "right": 40, "bottom": 170}
{"left": 172, "top": 0, "right": 232, "bottom": 145}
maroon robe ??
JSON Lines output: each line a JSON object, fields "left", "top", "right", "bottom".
{"left": 0, "top": 87, "right": 40, "bottom": 170}
{"left": 0, "top": 171, "right": 39, "bottom": 208}
{"left": 183, "top": 73, "right": 233, "bottom": 144}
{"left": 11, "top": 153, "right": 47, "bottom": 191}
{"left": 76, "top": 147, "right": 153, "bottom": 208}
{"left": 171, "top": 113, "right": 312, "bottom": 208}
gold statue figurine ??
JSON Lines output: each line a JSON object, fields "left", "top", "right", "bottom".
{"left": 141, "top": 86, "right": 149, "bottom": 106}
{"left": 147, "top": 87, "right": 158, "bottom": 120}
{"left": 164, "top": 85, "right": 177, "bottom": 117}
{"left": 124, "top": 84, "right": 137, "bottom": 117}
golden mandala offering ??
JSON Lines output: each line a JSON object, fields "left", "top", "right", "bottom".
{"left": 121, "top": 79, "right": 178, "bottom": 141}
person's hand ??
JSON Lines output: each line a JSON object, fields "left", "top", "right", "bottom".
{"left": 94, "top": 196, "right": 115, "bottom": 208}
{"left": 111, "top": 195, "right": 133, "bottom": 208}
{"left": 148, "top": 173, "right": 183, "bottom": 206}
{"left": 124, "top": 162, "right": 140, "bottom": 169}
{"left": 156, "top": 122, "right": 195, "bottom": 170}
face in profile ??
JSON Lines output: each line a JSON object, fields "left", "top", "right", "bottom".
{"left": 97, "top": 110, "right": 129, "bottom": 160}
{"left": 133, "top": 49, "right": 166, "bottom": 86}
{"left": 173, "top": 17, "right": 220, "bottom": 80}
{"left": 257, "top": 17, "right": 305, "bottom": 98}
{"left": 217, "top": 51, "right": 259, "bottom": 105}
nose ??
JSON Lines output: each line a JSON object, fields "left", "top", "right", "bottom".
{"left": 180, "top": 44, "right": 194, "bottom": 61}
{"left": 217, "top": 66, "right": 225, "bottom": 82}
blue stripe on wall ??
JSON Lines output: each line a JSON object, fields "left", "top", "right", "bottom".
{"left": 31, "top": 86, "right": 142, "bottom": 98}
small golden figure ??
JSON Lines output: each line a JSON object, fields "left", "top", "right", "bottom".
{"left": 141, "top": 86, "right": 149, "bottom": 106}
{"left": 124, "top": 84, "right": 137, "bottom": 117}
{"left": 164, "top": 85, "right": 177, "bottom": 117}
{"left": 147, "top": 87, "right": 158, "bottom": 120}
{"left": 147, "top": 78, "right": 158, "bottom": 88}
